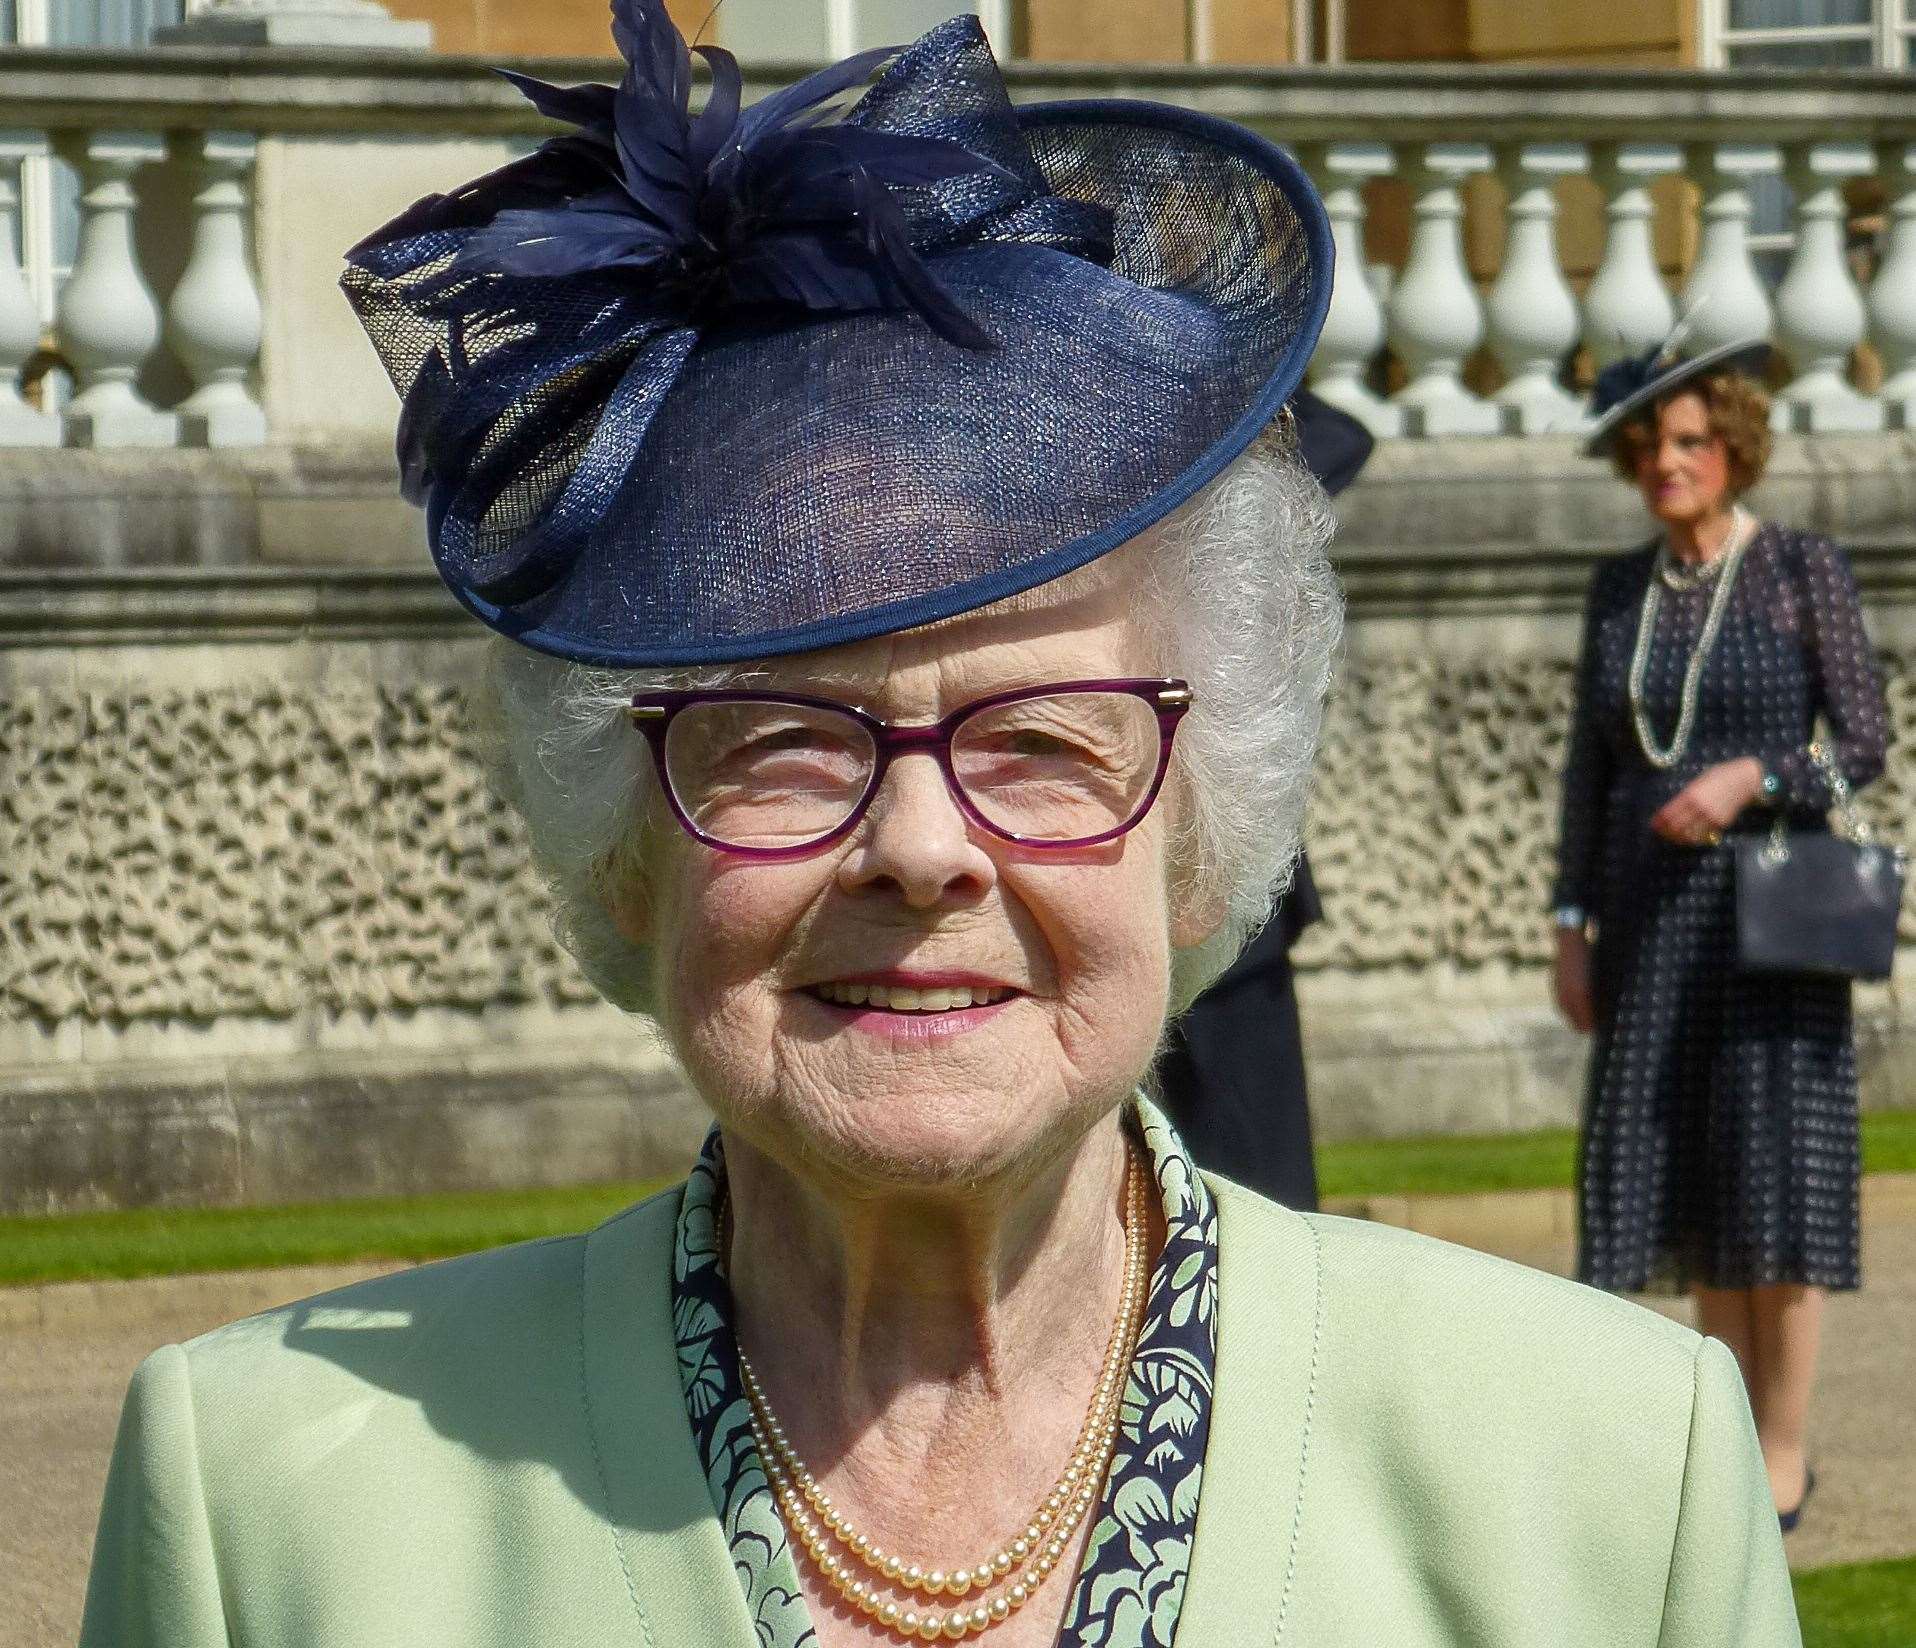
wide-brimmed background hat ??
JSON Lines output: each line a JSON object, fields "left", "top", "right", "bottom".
{"left": 342, "top": 4, "right": 1332, "bottom": 668}
{"left": 1584, "top": 335, "right": 1771, "bottom": 459}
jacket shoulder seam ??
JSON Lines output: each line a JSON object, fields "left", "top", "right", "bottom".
{"left": 1653, "top": 1334, "right": 1708, "bottom": 1645}
{"left": 1272, "top": 1212, "right": 1324, "bottom": 1647}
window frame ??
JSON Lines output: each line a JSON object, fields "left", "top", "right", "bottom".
{"left": 1700, "top": 0, "right": 1914, "bottom": 68}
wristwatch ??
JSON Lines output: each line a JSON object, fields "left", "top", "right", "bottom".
{"left": 1552, "top": 906, "right": 1588, "bottom": 931}
{"left": 1758, "top": 766, "right": 1782, "bottom": 804}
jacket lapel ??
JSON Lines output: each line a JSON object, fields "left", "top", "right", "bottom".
{"left": 1175, "top": 1180, "right": 1322, "bottom": 1645}
{"left": 580, "top": 1187, "right": 762, "bottom": 1648}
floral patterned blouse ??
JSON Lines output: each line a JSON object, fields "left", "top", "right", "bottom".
{"left": 671, "top": 1096, "right": 1219, "bottom": 1647}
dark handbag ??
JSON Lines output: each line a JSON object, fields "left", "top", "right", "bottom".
{"left": 1735, "top": 743, "right": 1906, "bottom": 981}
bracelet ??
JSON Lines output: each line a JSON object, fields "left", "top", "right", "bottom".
{"left": 1758, "top": 767, "right": 1781, "bottom": 803}
{"left": 1552, "top": 906, "right": 1588, "bottom": 931}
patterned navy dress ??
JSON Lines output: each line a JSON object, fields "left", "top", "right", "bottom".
{"left": 1554, "top": 524, "right": 1890, "bottom": 1295}
{"left": 671, "top": 1096, "right": 1218, "bottom": 1647}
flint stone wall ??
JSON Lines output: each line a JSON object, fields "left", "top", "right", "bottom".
{"left": 4, "top": 433, "right": 1913, "bottom": 1212}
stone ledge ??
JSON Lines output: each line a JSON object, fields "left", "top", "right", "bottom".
{"left": 1, "top": 434, "right": 1910, "bottom": 640}
{"left": 0, "top": 48, "right": 1909, "bottom": 140}
{"left": 0, "top": 1047, "right": 708, "bottom": 1216}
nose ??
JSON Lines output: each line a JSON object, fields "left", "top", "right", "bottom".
{"left": 836, "top": 751, "right": 997, "bottom": 909}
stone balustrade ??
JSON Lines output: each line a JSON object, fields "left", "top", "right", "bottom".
{"left": 0, "top": 50, "right": 1913, "bottom": 449}
{"left": 1307, "top": 130, "right": 1916, "bottom": 438}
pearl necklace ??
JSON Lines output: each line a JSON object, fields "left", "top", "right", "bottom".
{"left": 1628, "top": 507, "right": 1757, "bottom": 771}
{"left": 728, "top": 1147, "right": 1149, "bottom": 1643}
{"left": 1657, "top": 548, "right": 1730, "bottom": 592}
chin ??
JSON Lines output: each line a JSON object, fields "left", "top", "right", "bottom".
{"left": 809, "top": 1059, "right": 1102, "bottom": 1186}
{"left": 724, "top": 1050, "right": 1133, "bottom": 1197}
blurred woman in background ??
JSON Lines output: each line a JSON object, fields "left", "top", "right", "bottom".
{"left": 1554, "top": 341, "right": 1890, "bottom": 1532}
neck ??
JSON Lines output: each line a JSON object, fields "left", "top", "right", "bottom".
{"left": 722, "top": 1111, "right": 1141, "bottom": 1483}
{"left": 1666, "top": 502, "right": 1739, "bottom": 564}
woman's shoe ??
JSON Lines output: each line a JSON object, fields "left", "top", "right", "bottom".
{"left": 1778, "top": 1468, "right": 1817, "bottom": 1535}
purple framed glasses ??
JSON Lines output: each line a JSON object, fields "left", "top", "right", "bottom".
{"left": 627, "top": 679, "right": 1193, "bottom": 859}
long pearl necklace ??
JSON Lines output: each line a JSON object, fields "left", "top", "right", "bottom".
{"left": 727, "top": 1147, "right": 1149, "bottom": 1643}
{"left": 1627, "top": 506, "right": 1756, "bottom": 770}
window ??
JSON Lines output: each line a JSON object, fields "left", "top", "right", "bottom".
{"left": 5, "top": 1, "right": 184, "bottom": 329}
{"left": 1699, "top": 2, "right": 1906, "bottom": 285}
{"left": 1703, "top": 0, "right": 1915, "bottom": 67}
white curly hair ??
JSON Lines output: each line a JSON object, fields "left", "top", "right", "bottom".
{"left": 474, "top": 420, "right": 1341, "bottom": 1021}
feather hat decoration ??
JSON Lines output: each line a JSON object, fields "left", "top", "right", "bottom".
{"left": 1585, "top": 304, "right": 1770, "bottom": 457}
{"left": 455, "top": 4, "right": 1018, "bottom": 347}
{"left": 343, "top": 5, "right": 1333, "bottom": 667}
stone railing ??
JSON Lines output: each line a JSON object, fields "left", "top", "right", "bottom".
{"left": 1295, "top": 120, "right": 1915, "bottom": 439}
{"left": 0, "top": 51, "right": 1913, "bottom": 450}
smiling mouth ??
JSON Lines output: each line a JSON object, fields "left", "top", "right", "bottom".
{"left": 808, "top": 982, "right": 1014, "bottom": 1013}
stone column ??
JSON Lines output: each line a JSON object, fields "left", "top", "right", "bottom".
{"left": 166, "top": 131, "right": 266, "bottom": 448}
{"left": 1486, "top": 142, "right": 1586, "bottom": 435}
{"left": 1388, "top": 143, "right": 1499, "bottom": 437}
{"left": 0, "top": 130, "right": 59, "bottom": 446}
{"left": 1582, "top": 143, "right": 1677, "bottom": 369}
{"left": 55, "top": 130, "right": 177, "bottom": 449}
{"left": 1867, "top": 143, "right": 1916, "bottom": 431}
{"left": 1302, "top": 142, "right": 1400, "bottom": 438}
{"left": 1678, "top": 143, "right": 1776, "bottom": 354}
{"left": 1774, "top": 141, "right": 1878, "bottom": 433}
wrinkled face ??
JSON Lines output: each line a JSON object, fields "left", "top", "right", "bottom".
{"left": 614, "top": 555, "right": 1213, "bottom": 1193}
{"left": 1634, "top": 390, "right": 1733, "bottom": 526}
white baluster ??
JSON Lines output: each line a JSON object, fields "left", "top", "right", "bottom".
{"left": 1486, "top": 142, "right": 1585, "bottom": 435}
{"left": 55, "top": 130, "right": 176, "bottom": 448}
{"left": 1301, "top": 142, "right": 1400, "bottom": 438}
{"left": 1679, "top": 144, "right": 1776, "bottom": 352}
{"left": 166, "top": 131, "right": 265, "bottom": 447}
{"left": 1388, "top": 143, "right": 1499, "bottom": 436}
{"left": 1582, "top": 143, "right": 1677, "bottom": 370}
{"left": 1868, "top": 143, "right": 1916, "bottom": 431}
{"left": 1774, "top": 142, "right": 1878, "bottom": 433}
{"left": 0, "top": 131, "right": 58, "bottom": 447}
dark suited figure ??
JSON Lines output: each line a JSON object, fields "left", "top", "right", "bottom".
{"left": 1153, "top": 390, "right": 1371, "bottom": 1210}
{"left": 1155, "top": 860, "right": 1323, "bottom": 1207}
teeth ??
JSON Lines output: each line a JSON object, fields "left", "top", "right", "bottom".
{"left": 812, "top": 981, "right": 1011, "bottom": 1011}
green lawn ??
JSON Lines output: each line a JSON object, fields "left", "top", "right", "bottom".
{"left": 3, "top": 1110, "right": 1913, "bottom": 1290}
{"left": 0, "top": 1179, "right": 673, "bottom": 1288}
{"left": 1795, "top": 1555, "right": 1916, "bottom": 1646}
{"left": 1318, "top": 1106, "right": 1916, "bottom": 1201}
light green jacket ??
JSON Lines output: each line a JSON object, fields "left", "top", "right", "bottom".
{"left": 81, "top": 1175, "right": 1800, "bottom": 1646}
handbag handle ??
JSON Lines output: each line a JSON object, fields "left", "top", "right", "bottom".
{"left": 1812, "top": 738, "right": 1876, "bottom": 847}
{"left": 1761, "top": 738, "right": 1871, "bottom": 867}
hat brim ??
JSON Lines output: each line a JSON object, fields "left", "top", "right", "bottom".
{"left": 443, "top": 99, "right": 1333, "bottom": 668}
{"left": 1582, "top": 339, "right": 1772, "bottom": 459}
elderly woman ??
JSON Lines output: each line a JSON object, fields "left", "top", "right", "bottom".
{"left": 1553, "top": 341, "right": 1890, "bottom": 1535}
{"left": 84, "top": 10, "right": 1798, "bottom": 1646}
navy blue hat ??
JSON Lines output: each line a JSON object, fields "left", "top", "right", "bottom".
{"left": 343, "top": 4, "right": 1333, "bottom": 668}
{"left": 1585, "top": 336, "right": 1771, "bottom": 459}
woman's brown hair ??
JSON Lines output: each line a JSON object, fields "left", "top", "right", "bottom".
{"left": 1609, "top": 370, "right": 1773, "bottom": 495}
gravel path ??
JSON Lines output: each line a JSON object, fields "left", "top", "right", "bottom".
{"left": 5, "top": 1228, "right": 1912, "bottom": 1648}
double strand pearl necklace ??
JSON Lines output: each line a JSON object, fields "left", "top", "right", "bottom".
{"left": 1628, "top": 506, "right": 1757, "bottom": 771}
{"left": 727, "top": 1146, "right": 1149, "bottom": 1643}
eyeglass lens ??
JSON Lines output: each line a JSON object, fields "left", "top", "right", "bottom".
{"left": 660, "top": 692, "right": 1163, "bottom": 850}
